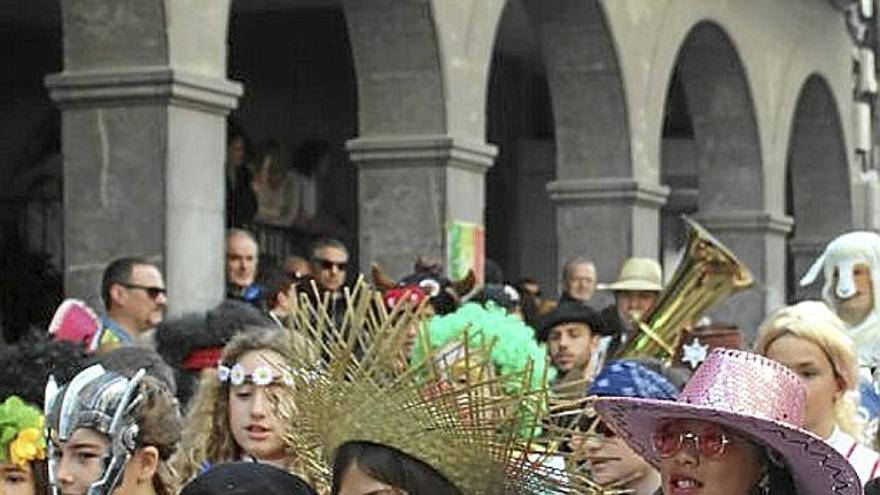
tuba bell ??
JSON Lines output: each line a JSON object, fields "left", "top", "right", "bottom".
{"left": 614, "top": 217, "right": 753, "bottom": 362}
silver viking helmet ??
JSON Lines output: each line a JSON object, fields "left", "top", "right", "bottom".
{"left": 44, "top": 365, "right": 146, "bottom": 495}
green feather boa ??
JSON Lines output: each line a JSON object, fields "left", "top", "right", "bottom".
{"left": 411, "top": 302, "right": 555, "bottom": 436}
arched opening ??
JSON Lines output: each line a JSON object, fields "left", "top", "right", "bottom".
{"left": 485, "top": 0, "right": 556, "bottom": 291}
{"left": 228, "top": 0, "right": 358, "bottom": 269}
{"left": 660, "top": 21, "right": 765, "bottom": 328}
{"left": 0, "top": 0, "right": 63, "bottom": 341}
{"left": 785, "top": 75, "right": 852, "bottom": 301}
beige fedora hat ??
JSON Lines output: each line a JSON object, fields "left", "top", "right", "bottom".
{"left": 597, "top": 257, "right": 662, "bottom": 291}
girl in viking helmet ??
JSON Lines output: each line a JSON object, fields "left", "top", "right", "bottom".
{"left": 45, "top": 364, "right": 182, "bottom": 495}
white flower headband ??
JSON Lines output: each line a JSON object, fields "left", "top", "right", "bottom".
{"left": 217, "top": 362, "right": 322, "bottom": 387}
{"left": 217, "top": 363, "right": 294, "bottom": 387}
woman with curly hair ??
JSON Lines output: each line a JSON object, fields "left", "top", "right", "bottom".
{"left": 173, "top": 329, "right": 305, "bottom": 485}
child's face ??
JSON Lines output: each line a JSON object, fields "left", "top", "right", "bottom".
{"left": 0, "top": 461, "right": 35, "bottom": 495}
{"left": 52, "top": 428, "right": 108, "bottom": 495}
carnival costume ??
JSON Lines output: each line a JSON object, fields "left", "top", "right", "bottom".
{"left": 278, "top": 281, "right": 627, "bottom": 494}
{"left": 595, "top": 348, "right": 861, "bottom": 495}
{"left": 0, "top": 396, "right": 46, "bottom": 468}
{"left": 801, "top": 231, "right": 880, "bottom": 442}
{"left": 45, "top": 365, "right": 147, "bottom": 495}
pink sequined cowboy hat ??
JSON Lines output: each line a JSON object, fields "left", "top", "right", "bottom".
{"left": 594, "top": 348, "right": 860, "bottom": 495}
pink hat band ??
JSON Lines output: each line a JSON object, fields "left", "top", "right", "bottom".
{"left": 677, "top": 349, "right": 805, "bottom": 428}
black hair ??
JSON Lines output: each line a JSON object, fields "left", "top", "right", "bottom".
{"left": 91, "top": 345, "right": 178, "bottom": 395}
{"left": 331, "top": 441, "right": 462, "bottom": 495}
{"left": 155, "top": 300, "right": 271, "bottom": 407}
{"left": 291, "top": 139, "right": 331, "bottom": 176}
{"left": 866, "top": 477, "right": 880, "bottom": 495}
{"left": 259, "top": 266, "right": 299, "bottom": 312}
{"left": 0, "top": 336, "right": 88, "bottom": 405}
{"left": 101, "top": 256, "right": 156, "bottom": 310}
{"left": 310, "top": 238, "right": 348, "bottom": 260}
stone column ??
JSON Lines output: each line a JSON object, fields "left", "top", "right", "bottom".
{"left": 694, "top": 211, "right": 793, "bottom": 340}
{"left": 45, "top": 1, "right": 242, "bottom": 316}
{"left": 547, "top": 178, "right": 669, "bottom": 302}
{"left": 347, "top": 135, "right": 496, "bottom": 278}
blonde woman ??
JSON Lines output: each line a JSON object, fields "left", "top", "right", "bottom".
{"left": 173, "top": 329, "right": 306, "bottom": 485}
{"left": 754, "top": 300, "right": 880, "bottom": 485}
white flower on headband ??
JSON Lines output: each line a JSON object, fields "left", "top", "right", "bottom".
{"left": 252, "top": 366, "right": 274, "bottom": 386}
{"left": 217, "top": 365, "right": 231, "bottom": 383}
{"left": 229, "top": 364, "right": 246, "bottom": 386}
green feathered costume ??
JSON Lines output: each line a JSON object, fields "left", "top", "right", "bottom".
{"left": 411, "top": 301, "right": 555, "bottom": 436}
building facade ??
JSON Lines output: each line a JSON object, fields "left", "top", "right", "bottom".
{"left": 2, "top": 0, "right": 877, "bottom": 339}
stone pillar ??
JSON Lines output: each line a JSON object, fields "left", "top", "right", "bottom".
{"left": 547, "top": 178, "right": 669, "bottom": 302}
{"left": 347, "top": 135, "right": 496, "bottom": 278}
{"left": 694, "top": 211, "right": 793, "bottom": 340}
{"left": 45, "top": 1, "right": 241, "bottom": 316}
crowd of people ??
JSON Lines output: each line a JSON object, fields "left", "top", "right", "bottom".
{"left": 3, "top": 227, "right": 880, "bottom": 495}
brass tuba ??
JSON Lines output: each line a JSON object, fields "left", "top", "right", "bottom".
{"left": 615, "top": 217, "right": 754, "bottom": 362}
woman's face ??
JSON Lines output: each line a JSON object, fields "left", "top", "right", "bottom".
{"left": 337, "top": 462, "right": 402, "bottom": 495}
{"left": 0, "top": 462, "right": 35, "bottom": 495}
{"left": 656, "top": 419, "right": 763, "bottom": 495}
{"left": 578, "top": 424, "right": 655, "bottom": 490}
{"left": 227, "top": 350, "right": 288, "bottom": 464}
{"left": 764, "top": 334, "right": 842, "bottom": 438}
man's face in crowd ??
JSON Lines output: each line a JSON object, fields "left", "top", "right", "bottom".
{"left": 615, "top": 290, "right": 658, "bottom": 327}
{"left": 312, "top": 246, "right": 348, "bottom": 292}
{"left": 227, "top": 234, "right": 258, "bottom": 289}
{"left": 565, "top": 263, "right": 596, "bottom": 303}
{"left": 832, "top": 263, "right": 874, "bottom": 327}
{"left": 112, "top": 264, "right": 167, "bottom": 332}
{"left": 547, "top": 322, "right": 599, "bottom": 373}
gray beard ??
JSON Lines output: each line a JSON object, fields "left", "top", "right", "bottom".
{"left": 835, "top": 302, "right": 873, "bottom": 327}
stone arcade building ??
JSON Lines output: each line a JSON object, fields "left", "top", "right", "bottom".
{"left": 3, "top": 0, "right": 878, "bottom": 338}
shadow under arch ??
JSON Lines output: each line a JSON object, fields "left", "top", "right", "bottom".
{"left": 785, "top": 74, "right": 852, "bottom": 301}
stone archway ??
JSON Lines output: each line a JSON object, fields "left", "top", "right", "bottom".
{"left": 786, "top": 75, "right": 852, "bottom": 301}
{"left": 662, "top": 21, "right": 787, "bottom": 333}
{"left": 524, "top": 0, "right": 663, "bottom": 301}
{"left": 485, "top": 0, "right": 556, "bottom": 290}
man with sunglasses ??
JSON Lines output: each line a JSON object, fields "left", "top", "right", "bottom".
{"left": 90, "top": 257, "right": 167, "bottom": 354}
{"left": 308, "top": 238, "right": 350, "bottom": 326}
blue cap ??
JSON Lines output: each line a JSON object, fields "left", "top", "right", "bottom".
{"left": 587, "top": 360, "right": 678, "bottom": 400}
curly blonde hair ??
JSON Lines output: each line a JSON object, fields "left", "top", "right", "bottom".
{"left": 172, "top": 328, "right": 295, "bottom": 485}
{"left": 753, "top": 301, "right": 862, "bottom": 439}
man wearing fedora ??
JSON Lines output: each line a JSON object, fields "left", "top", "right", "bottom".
{"left": 596, "top": 257, "right": 663, "bottom": 359}
{"left": 540, "top": 302, "right": 612, "bottom": 394}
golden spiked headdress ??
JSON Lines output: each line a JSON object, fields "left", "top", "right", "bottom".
{"left": 278, "top": 279, "right": 625, "bottom": 494}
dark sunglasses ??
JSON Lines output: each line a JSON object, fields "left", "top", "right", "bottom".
{"left": 313, "top": 258, "right": 348, "bottom": 271}
{"left": 120, "top": 283, "right": 167, "bottom": 299}
{"left": 651, "top": 426, "right": 731, "bottom": 460}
